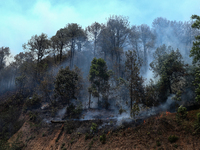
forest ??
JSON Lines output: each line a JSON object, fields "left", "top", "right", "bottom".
{"left": 0, "top": 14, "right": 200, "bottom": 149}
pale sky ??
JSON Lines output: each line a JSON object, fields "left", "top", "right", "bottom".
{"left": 0, "top": 0, "right": 199, "bottom": 57}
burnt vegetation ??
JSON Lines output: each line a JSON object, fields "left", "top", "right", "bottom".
{"left": 1, "top": 14, "right": 200, "bottom": 149}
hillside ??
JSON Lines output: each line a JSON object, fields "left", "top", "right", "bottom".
{"left": 4, "top": 108, "right": 200, "bottom": 150}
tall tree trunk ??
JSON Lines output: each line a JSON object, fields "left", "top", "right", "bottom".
{"left": 94, "top": 32, "right": 97, "bottom": 57}
{"left": 89, "top": 92, "right": 91, "bottom": 108}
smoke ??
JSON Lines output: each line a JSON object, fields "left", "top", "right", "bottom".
{"left": 57, "top": 106, "right": 67, "bottom": 119}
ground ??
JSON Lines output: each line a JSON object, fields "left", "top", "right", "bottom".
{"left": 7, "top": 109, "right": 200, "bottom": 150}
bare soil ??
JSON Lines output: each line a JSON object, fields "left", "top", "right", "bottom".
{"left": 8, "top": 109, "right": 200, "bottom": 150}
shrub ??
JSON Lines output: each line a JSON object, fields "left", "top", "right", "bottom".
{"left": 197, "top": 113, "right": 200, "bottom": 123}
{"left": 85, "top": 133, "right": 89, "bottom": 141}
{"left": 42, "top": 132, "right": 46, "bottom": 137}
{"left": 61, "top": 143, "right": 65, "bottom": 149}
{"left": 64, "top": 121, "right": 75, "bottom": 134}
{"left": 119, "top": 107, "right": 127, "bottom": 115}
{"left": 174, "top": 144, "right": 178, "bottom": 148}
{"left": 194, "top": 113, "right": 200, "bottom": 134}
{"left": 28, "top": 111, "right": 37, "bottom": 122}
{"left": 100, "top": 134, "right": 106, "bottom": 144}
{"left": 25, "top": 94, "right": 41, "bottom": 108}
{"left": 156, "top": 141, "right": 161, "bottom": 146}
{"left": 176, "top": 105, "right": 188, "bottom": 120}
{"left": 168, "top": 135, "right": 179, "bottom": 143}
{"left": 89, "top": 140, "right": 93, "bottom": 149}
{"left": 90, "top": 123, "right": 97, "bottom": 133}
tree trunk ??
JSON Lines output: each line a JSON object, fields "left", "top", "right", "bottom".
{"left": 89, "top": 92, "right": 91, "bottom": 108}
{"left": 94, "top": 32, "right": 97, "bottom": 57}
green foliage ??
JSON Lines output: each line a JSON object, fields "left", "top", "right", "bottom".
{"left": 174, "top": 144, "right": 178, "bottom": 148}
{"left": 193, "top": 69, "right": 200, "bottom": 102}
{"left": 0, "top": 140, "right": 10, "bottom": 150}
{"left": 194, "top": 113, "right": 200, "bottom": 134}
{"left": 197, "top": 112, "right": 200, "bottom": 123}
{"left": 73, "top": 102, "right": 83, "bottom": 115}
{"left": 190, "top": 15, "right": 200, "bottom": 64}
{"left": 64, "top": 121, "right": 75, "bottom": 134}
{"left": 150, "top": 45, "right": 185, "bottom": 102}
{"left": 85, "top": 133, "right": 89, "bottom": 141}
{"left": 168, "top": 135, "right": 179, "bottom": 143}
{"left": 119, "top": 107, "right": 127, "bottom": 115}
{"left": 54, "top": 66, "right": 81, "bottom": 104}
{"left": 100, "top": 134, "right": 106, "bottom": 144}
{"left": 23, "top": 33, "right": 50, "bottom": 63}
{"left": 176, "top": 105, "right": 188, "bottom": 120}
{"left": 61, "top": 143, "right": 65, "bottom": 149}
{"left": 144, "top": 79, "right": 159, "bottom": 106}
{"left": 125, "top": 50, "right": 144, "bottom": 117}
{"left": 28, "top": 111, "right": 37, "bottom": 122}
{"left": 156, "top": 140, "right": 161, "bottom": 146}
{"left": 88, "top": 140, "right": 94, "bottom": 149}
{"left": 130, "top": 103, "right": 140, "bottom": 119}
{"left": 42, "top": 132, "right": 46, "bottom": 137}
{"left": 66, "top": 102, "right": 83, "bottom": 117}
{"left": 172, "top": 90, "right": 182, "bottom": 101}
{"left": 190, "top": 15, "right": 200, "bottom": 102}
{"left": 25, "top": 94, "right": 41, "bottom": 108}
{"left": 15, "top": 75, "right": 27, "bottom": 92}
{"left": 89, "top": 58, "right": 110, "bottom": 108}
{"left": 39, "top": 74, "right": 55, "bottom": 104}
{"left": 90, "top": 123, "right": 97, "bottom": 133}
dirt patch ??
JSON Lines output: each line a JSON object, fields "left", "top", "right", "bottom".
{"left": 7, "top": 109, "right": 200, "bottom": 150}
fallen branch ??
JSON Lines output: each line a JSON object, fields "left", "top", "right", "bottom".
{"left": 51, "top": 120, "right": 66, "bottom": 123}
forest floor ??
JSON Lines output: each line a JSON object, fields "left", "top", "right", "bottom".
{"left": 6, "top": 108, "right": 200, "bottom": 150}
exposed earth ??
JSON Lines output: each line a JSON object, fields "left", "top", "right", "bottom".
{"left": 6, "top": 108, "right": 200, "bottom": 150}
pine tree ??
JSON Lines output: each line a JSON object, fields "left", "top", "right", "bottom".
{"left": 125, "top": 50, "right": 144, "bottom": 117}
{"left": 89, "top": 58, "right": 110, "bottom": 108}
{"left": 190, "top": 15, "right": 200, "bottom": 102}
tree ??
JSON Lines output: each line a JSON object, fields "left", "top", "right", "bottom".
{"left": 98, "top": 15, "right": 130, "bottom": 76}
{"left": 50, "top": 35, "right": 61, "bottom": 64}
{"left": 54, "top": 66, "right": 81, "bottom": 104}
{"left": 107, "top": 15, "right": 130, "bottom": 76}
{"left": 89, "top": 58, "right": 110, "bottom": 108}
{"left": 0, "top": 47, "right": 10, "bottom": 70}
{"left": 152, "top": 17, "right": 170, "bottom": 45}
{"left": 86, "top": 22, "right": 102, "bottom": 56}
{"left": 23, "top": 33, "right": 50, "bottom": 64}
{"left": 55, "top": 28, "right": 68, "bottom": 62}
{"left": 15, "top": 75, "right": 26, "bottom": 93}
{"left": 65, "top": 23, "right": 86, "bottom": 69}
{"left": 138, "top": 24, "right": 155, "bottom": 72}
{"left": 150, "top": 45, "right": 185, "bottom": 102}
{"left": 128, "top": 25, "right": 141, "bottom": 58}
{"left": 98, "top": 24, "right": 112, "bottom": 61}
{"left": 182, "top": 21, "right": 197, "bottom": 60}
{"left": 12, "top": 52, "right": 35, "bottom": 94}
{"left": 125, "top": 50, "right": 144, "bottom": 117}
{"left": 189, "top": 15, "right": 200, "bottom": 102}
{"left": 190, "top": 15, "right": 200, "bottom": 65}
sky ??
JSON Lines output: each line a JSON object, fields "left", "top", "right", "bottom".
{"left": 0, "top": 0, "right": 199, "bottom": 58}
